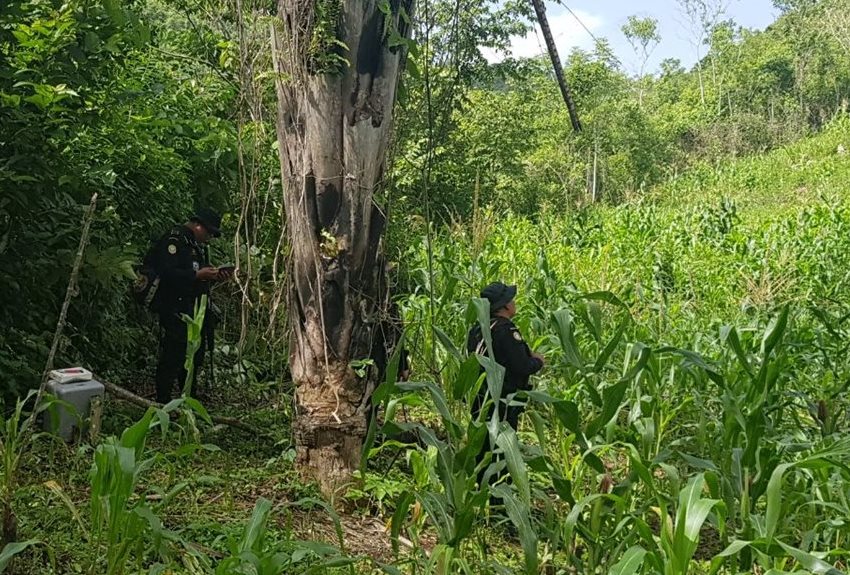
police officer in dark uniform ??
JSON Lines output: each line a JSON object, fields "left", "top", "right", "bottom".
{"left": 467, "top": 281, "right": 545, "bottom": 427}
{"left": 147, "top": 208, "right": 231, "bottom": 403}
{"left": 467, "top": 281, "right": 545, "bottom": 493}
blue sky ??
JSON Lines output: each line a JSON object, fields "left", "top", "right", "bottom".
{"left": 483, "top": 0, "right": 780, "bottom": 74}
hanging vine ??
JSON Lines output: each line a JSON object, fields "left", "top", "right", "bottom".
{"left": 307, "top": 0, "right": 348, "bottom": 74}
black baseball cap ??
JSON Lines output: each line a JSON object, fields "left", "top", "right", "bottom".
{"left": 480, "top": 281, "right": 517, "bottom": 311}
{"left": 192, "top": 207, "right": 222, "bottom": 237}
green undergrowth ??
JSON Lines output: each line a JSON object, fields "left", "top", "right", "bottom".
{"left": 376, "top": 117, "right": 850, "bottom": 573}
{"left": 5, "top": 111, "right": 850, "bottom": 575}
{"left": 654, "top": 115, "right": 850, "bottom": 213}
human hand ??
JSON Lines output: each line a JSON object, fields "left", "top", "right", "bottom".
{"left": 196, "top": 267, "right": 220, "bottom": 281}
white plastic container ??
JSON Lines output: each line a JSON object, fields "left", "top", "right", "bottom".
{"left": 48, "top": 367, "right": 93, "bottom": 384}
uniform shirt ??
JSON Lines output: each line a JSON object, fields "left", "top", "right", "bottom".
{"left": 146, "top": 225, "right": 209, "bottom": 315}
{"left": 466, "top": 316, "right": 543, "bottom": 396}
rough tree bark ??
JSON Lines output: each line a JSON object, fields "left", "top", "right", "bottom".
{"left": 530, "top": 0, "right": 581, "bottom": 132}
{"left": 273, "top": 0, "right": 411, "bottom": 494}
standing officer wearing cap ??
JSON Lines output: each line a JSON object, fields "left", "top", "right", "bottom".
{"left": 147, "top": 208, "right": 232, "bottom": 403}
{"left": 467, "top": 281, "right": 545, "bottom": 492}
{"left": 468, "top": 281, "right": 545, "bottom": 426}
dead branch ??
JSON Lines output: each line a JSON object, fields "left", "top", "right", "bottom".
{"left": 95, "top": 375, "right": 262, "bottom": 436}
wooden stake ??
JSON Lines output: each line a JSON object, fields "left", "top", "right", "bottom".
{"left": 35, "top": 193, "right": 98, "bottom": 410}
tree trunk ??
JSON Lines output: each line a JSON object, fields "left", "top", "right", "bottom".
{"left": 591, "top": 137, "right": 599, "bottom": 203}
{"left": 529, "top": 0, "right": 581, "bottom": 132}
{"left": 697, "top": 61, "right": 705, "bottom": 106}
{"left": 273, "top": 0, "right": 411, "bottom": 495}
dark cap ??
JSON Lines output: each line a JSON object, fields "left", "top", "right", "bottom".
{"left": 192, "top": 207, "right": 222, "bottom": 238}
{"left": 480, "top": 281, "right": 517, "bottom": 311}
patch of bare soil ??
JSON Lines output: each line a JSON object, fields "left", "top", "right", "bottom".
{"left": 285, "top": 510, "right": 438, "bottom": 564}
{"left": 644, "top": 512, "right": 724, "bottom": 560}
{"left": 290, "top": 512, "right": 395, "bottom": 562}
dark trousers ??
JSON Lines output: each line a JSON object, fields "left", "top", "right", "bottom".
{"left": 155, "top": 312, "right": 206, "bottom": 404}
{"left": 473, "top": 393, "right": 524, "bottom": 501}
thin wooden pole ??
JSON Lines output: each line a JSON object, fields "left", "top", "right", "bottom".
{"left": 530, "top": 0, "right": 582, "bottom": 132}
{"left": 35, "top": 193, "right": 98, "bottom": 409}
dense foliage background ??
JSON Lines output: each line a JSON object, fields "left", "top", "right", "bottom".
{"left": 4, "top": 0, "right": 850, "bottom": 396}
{"left": 3, "top": 0, "right": 850, "bottom": 573}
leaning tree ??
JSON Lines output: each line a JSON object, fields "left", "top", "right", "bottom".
{"left": 273, "top": 1, "right": 412, "bottom": 493}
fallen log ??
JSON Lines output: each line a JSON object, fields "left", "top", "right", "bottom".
{"left": 95, "top": 375, "right": 260, "bottom": 435}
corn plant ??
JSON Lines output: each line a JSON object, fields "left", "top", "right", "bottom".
{"left": 0, "top": 392, "right": 35, "bottom": 545}
{"left": 181, "top": 294, "right": 208, "bottom": 398}
{"left": 87, "top": 407, "right": 181, "bottom": 574}
{"left": 393, "top": 201, "right": 850, "bottom": 573}
{"left": 378, "top": 378, "right": 490, "bottom": 569}
{"left": 367, "top": 302, "right": 544, "bottom": 574}
{"left": 706, "top": 438, "right": 850, "bottom": 575}
{"left": 613, "top": 473, "right": 723, "bottom": 575}
{"left": 159, "top": 294, "right": 216, "bottom": 449}
{"left": 215, "top": 497, "right": 360, "bottom": 575}
{"left": 43, "top": 407, "right": 183, "bottom": 575}
{"left": 0, "top": 392, "right": 53, "bottom": 574}
{"left": 0, "top": 390, "right": 56, "bottom": 546}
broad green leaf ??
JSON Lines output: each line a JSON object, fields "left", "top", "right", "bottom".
{"left": 452, "top": 356, "right": 483, "bottom": 401}
{"left": 471, "top": 297, "right": 495, "bottom": 359}
{"left": 240, "top": 498, "right": 272, "bottom": 553}
{"left": 371, "top": 380, "right": 399, "bottom": 407}
{"left": 390, "top": 491, "right": 415, "bottom": 554}
{"left": 0, "top": 540, "right": 39, "bottom": 572}
{"left": 776, "top": 540, "right": 844, "bottom": 575}
{"left": 551, "top": 309, "right": 586, "bottom": 370}
{"left": 580, "top": 291, "right": 629, "bottom": 309}
{"left": 477, "top": 355, "right": 505, "bottom": 416}
{"left": 495, "top": 485, "right": 538, "bottom": 574}
{"left": 553, "top": 400, "right": 580, "bottom": 432}
{"left": 679, "top": 452, "right": 719, "bottom": 472}
{"left": 418, "top": 492, "right": 453, "bottom": 543}
{"left": 552, "top": 475, "right": 575, "bottom": 505}
{"left": 608, "top": 545, "right": 647, "bottom": 575}
{"left": 683, "top": 498, "right": 719, "bottom": 545}
{"left": 434, "top": 326, "right": 462, "bottom": 361}
{"left": 584, "top": 451, "right": 607, "bottom": 474}
{"left": 183, "top": 396, "right": 212, "bottom": 424}
{"left": 720, "top": 325, "right": 752, "bottom": 377}
{"left": 709, "top": 539, "right": 751, "bottom": 575}
{"left": 765, "top": 462, "right": 794, "bottom": 543}
{"left": 761, "top": 306, "right": 789, "bottom": 358}
{"left": 594, "top": 315, "right": 629, "bottom": 373}
{"left": 120, "top": 408, "right": 154, "bottom": 455}
{"left": 586, "top": 379, "right": 629, "bottom": 437}
{"left": 495, "top": 427, "right": 530, "bottom": 506}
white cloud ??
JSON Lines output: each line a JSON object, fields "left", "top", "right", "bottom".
{"left": 482, "top": 9, "right": 604, "bottom": 64}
